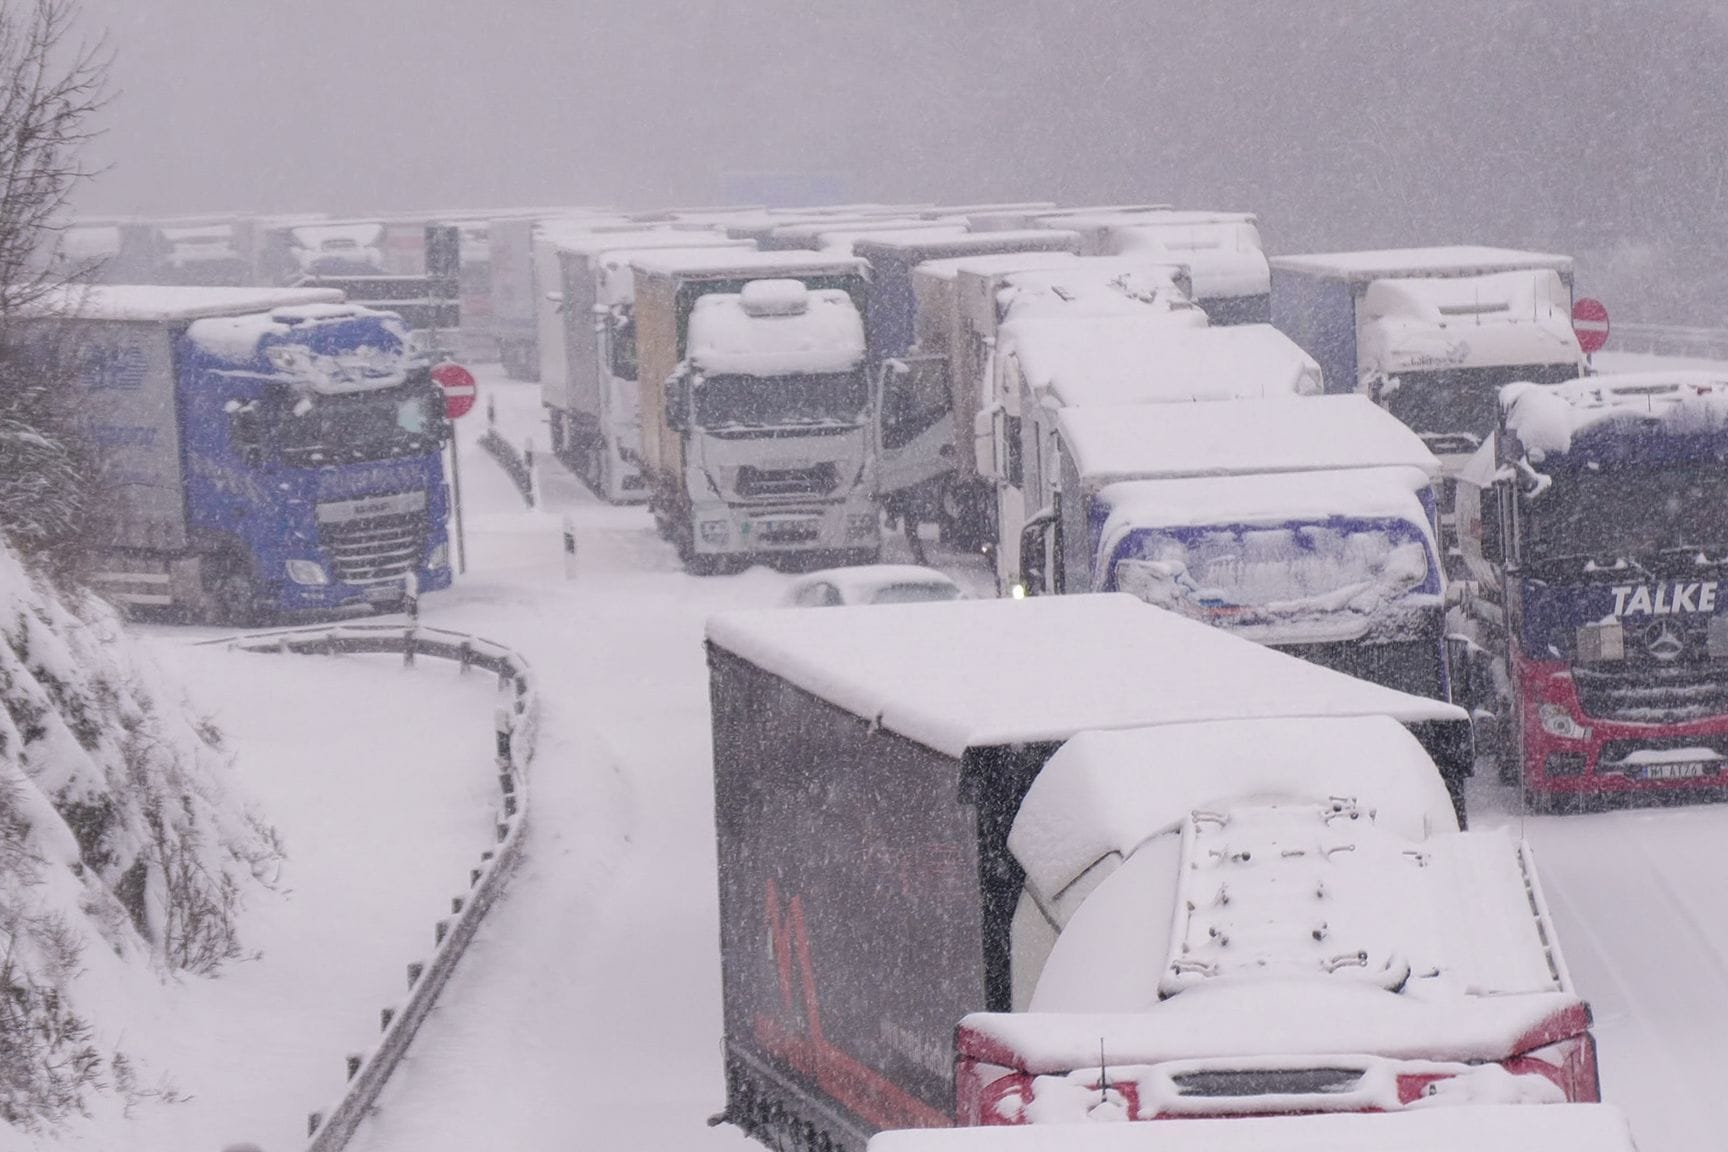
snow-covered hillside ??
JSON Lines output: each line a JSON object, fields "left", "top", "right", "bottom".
{"left": 0, "top": 541, "right": 278, "bottom": 1132}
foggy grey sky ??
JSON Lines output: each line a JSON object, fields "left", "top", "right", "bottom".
{"left": 69, "top": 1, "right": 1728, "bottom": 287}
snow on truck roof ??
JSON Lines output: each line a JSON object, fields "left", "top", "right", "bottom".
{"left": 596, "top": 243, "right": 755, "bottom": 307}
{"left": 1097, "top": 466, "right": 1438, "bottom": 548}
{"left": 1009, "top": 716, "right": 1459, "bottom": 907}
{"left": 808, "top": 225, "right": 972, "bottom": 253}
{"left": 865, "top": 1105, "right": 1639, "bottom": 1152}
{"left": 1059, "top": 395, "right": 1437, "bottom": 485}
{"left": 687, "top": 284, "right": 864, "bottom": 376}
{"left": 30, "top": 285, "right": 345, "bottom": 324}
{"left": 913, "top": 250, "right": 1081, "bottom": 282}
{"left": 1358, "top": 270, "right": 1583, "bottom": 376}
{"left": 550, "top": 228, "right": 742, "bottom": 257}
{"left": 1270, "top": 245, "right": 1573, "bottom": 283}
{"left": 1006, "top": 321, "right": 1318, "bottom": 407}
{"left": 629, "top": 248, "right": 868, "bottom": 280}
{"left": 852, "top": 230, "right": 1082, "bottom": 259}
{"left": 1501, "top": 372, "right": 1728, "bottom": 463}
{"left": 705, "top": 595, "right": 1463, "bottom": 760}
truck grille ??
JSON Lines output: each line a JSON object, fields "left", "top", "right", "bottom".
{"left": 1572, "top": 664, "right": 1728, "bottom": 724}
{"left": 735, "top": 463, "right": 839, "bottom": 501}
{"left": 321, "top": 511, "right": 425, "bottom": 584}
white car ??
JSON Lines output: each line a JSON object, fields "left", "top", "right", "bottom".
{"left": 783, "top": 565, "right": 964, "bottom": 608}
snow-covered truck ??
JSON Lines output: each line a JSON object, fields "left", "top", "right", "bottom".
{"left": 34, "top": 286, "right": 453, "bottom": 622}
{"left": 995, "top": 320, "right": 1313, "bottom": 594}
{"left": 1269, "top": 248, "right": 1585, "bottom": 475}
{"left": 707, "top": 594, "right": 1474, "bottom": 1152}
{"left": 1049, "top": 210, "right": 1272, "bottom": 325}
{"left": 849, "top": 232, "right": 1084, "bottom": 524}
{"left": 632, "top": 249, "right": 879, "bottom": 571}
{"left": 538, "top": 230, "right": 750, "bottom": 501}
{"left": 940, "top": 257, "right": 1204, "bottom": 551}
{"left": 955, "top": 723, "right": 1593, "bottom": 1126}
{"left": 867, "top": 1105, "right": 1641, "bottom": 1152}
{"left": 1453, "top": 372, "right": 1728, "bottom": 809}
{"left": 1021, "top": 396, "right": 1449, "bottom": 700}
{"left": 486, "top": 213, "right": 631, "bottom": 378}
{"left": 902, "top": 251, "right": 1084, "bottom": 547}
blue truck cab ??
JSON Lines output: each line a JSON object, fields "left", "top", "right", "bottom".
{"left": 46, "top": 286, "right": 452, "bottom": 622}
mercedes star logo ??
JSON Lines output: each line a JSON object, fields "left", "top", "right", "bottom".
{"left": 1645, "top": 619, "right": 1687, "bottom": 662}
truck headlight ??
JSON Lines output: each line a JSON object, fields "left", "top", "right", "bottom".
{"left": 846, "top": 512, "right": 878, "bottom": 540}
{"left": 426, "top": 541, "right": 449, "bottom": 571}
{"left": 1575, "top": 620, "right": 1625, "bottom": 662}
{"left": 1538, "top": 703, "right": 1591, "bottom": 741}
{"left": 285, "top": 559, "right": 329, "bottom": 586}
{"left": 699, "top": 520, "right": 730, "bottom": 544}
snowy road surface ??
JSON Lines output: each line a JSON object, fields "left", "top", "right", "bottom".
{"left": 135, "top": 367, "right": 1728, "bottom": 1152}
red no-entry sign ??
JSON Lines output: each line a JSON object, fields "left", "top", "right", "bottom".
{"left": 432, "top": 362, "right": 478, "bottom": 420}
{"left": 1573, "top": 298, "right": 1611, "bottom": 355}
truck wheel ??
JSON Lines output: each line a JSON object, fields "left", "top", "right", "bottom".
{"left": 547, "top": 410, "right": 567, "bottom": 458}
{"left": 202, "top": 555, "right": 264, "bottom": 628}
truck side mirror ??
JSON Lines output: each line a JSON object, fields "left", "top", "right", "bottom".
{"left": 1492, "top": 478, "right": 1517, "bottom": 568}
{"left": 1019, "top": 509, "right": 1056, "bottom": 596}
{"left": 226, "top": 401, "right": 263, "bottom": 466}
{"left": 664, "top": 374, "right": 690, "bottom": 431}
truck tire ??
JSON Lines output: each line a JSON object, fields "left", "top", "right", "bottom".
{"left": 547, "top": 410, "right": 567, "bottom": 458}
{"left": 201, "top": 553, "right": 265, "bottom": 628}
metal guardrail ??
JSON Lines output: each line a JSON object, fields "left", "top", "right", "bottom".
{"left": 477, "top": 427, "right": 536, "bottom": 507}
{"left": 208, "top": 622, "right": 536, "bottom": 1152}
{"left": 1610, "top": 322, "right": 1728, "bottom": 361}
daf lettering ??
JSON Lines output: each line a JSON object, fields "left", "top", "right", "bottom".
{"left": 1611, "top": 582, "right": 1720, "bottom": 617}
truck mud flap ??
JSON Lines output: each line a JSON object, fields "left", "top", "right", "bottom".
{"left": 724, "top": 1045, "right": 881, "bottom": 1152}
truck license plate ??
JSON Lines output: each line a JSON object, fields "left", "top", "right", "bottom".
{"left": 364, "top": 583, "right": 402, "bottom": 603}
{"left": 1642, "top": 761, "right": 1717, "bottom": 781}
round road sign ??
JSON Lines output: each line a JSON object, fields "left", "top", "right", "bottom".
{"left": 1573, "top": 298, "right": 1611, "bottom": 355}
{"left": 432, "top": 361, "right": 478, "bottom": 420}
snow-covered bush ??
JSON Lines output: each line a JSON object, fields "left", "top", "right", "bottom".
{"left": 0, "top": 538, "right": 280, "bottom": 1128}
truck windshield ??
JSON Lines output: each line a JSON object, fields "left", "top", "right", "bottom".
{"left": 1381, "top": 363, "right": 1576, "bottom": 454}
{"left": 694, "top": 371, "right": 868, "bottom": 430}
{"left": 1108, "top": 518, "right": 1439, "bottom": 643}
{"left": 268, "top": 375, "right": 447, "bottom": 466}
{"left": 1522, "top": 464, "right": 1728, "bottom": 571}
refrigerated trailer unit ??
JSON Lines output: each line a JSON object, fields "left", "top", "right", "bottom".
{"left": 707, "top": 595, "right": 1471, "bottom": 1152}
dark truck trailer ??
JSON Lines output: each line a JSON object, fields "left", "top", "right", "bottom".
{"left": 706, "top": 594, "right": 1469, "bottom": 1152}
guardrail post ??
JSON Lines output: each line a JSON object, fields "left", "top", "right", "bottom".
{"left": 346, "top": 1053, "right": 363, "bottom": 1081}
{"left": 524, "top": 437, "right": 537, "bottom": 508}
{"left": 380, "top": 1006, "right": 396, "bottom": 1032}
{"left": 309, "top": 1112, "right": 324, "bottom": 1136}
{"left": 402, "top": 574, "right": 420, "bottom": 668}
{"left": 563, "top": 515, "right": 578, "bottom": 580}
{"left": 435, "top": 919, "right": 449, "bottom": 946}
{"left": 408, "top": 961, "right": 424, "bottom": 988}
{"left": 495, "top": 706, "right": 513, "bottom": 770}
